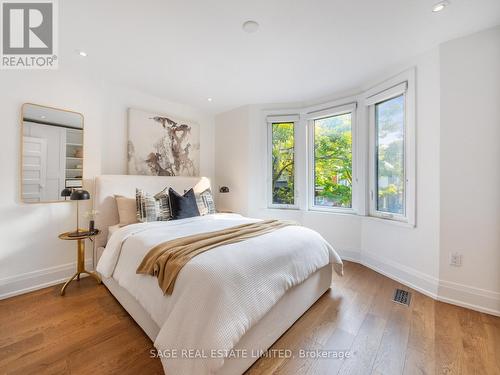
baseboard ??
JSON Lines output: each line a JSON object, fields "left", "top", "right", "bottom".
{"left": 3, "top": 250, "right": 499, "bottom": 317}
{"left": 355, "top": 251, "right": 439, "bottom": 300}
{"left": 335, "top": 249, "right": 361, "bottom": 263}
{"left": 360, "top": 250, "right": 440, "bottom": 298}
{"left": 0, "top": 260, "right": 93, "bottom": 300}
{"left": 438, "top": 280, "right": 500, "bottom": 317}
{"left": 340, "top": 250, "right": 500, "bottom": 317}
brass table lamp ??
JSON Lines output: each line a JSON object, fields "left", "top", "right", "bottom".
{"left": 69, "top": 189, "right": 90, "bottom": 237}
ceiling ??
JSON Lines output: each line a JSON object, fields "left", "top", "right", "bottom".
{"left": 60, "top": 0, "right": 500, "bottom": 113}
{"left": 23, "top": 104, "right": 83, "bottom": 128}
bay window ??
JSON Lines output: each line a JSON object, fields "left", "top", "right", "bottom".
{"left": 266, "top": 69, "right": 415, "bottom": 224}
{"left": 308, "top": 104, "right": 356, "bottom": 211}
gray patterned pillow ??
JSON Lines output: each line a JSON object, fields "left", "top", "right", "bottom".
{"left": 136, "top": 188, "right": 171, "bottom": 222}
{"left": 196, "top": 189, "right": 216, "bottom": 216}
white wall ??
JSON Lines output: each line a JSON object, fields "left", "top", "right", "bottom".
{"left": 360, "top": 48, "right": 441, "bottom": 295}
{"left": 439, "top": 26, "right": 500, "bottom": 314}
{"left": 215, "top": 48, "right": 440, "bottom": 279}
{"left": 246, "top": 101, "right": 363, "bottom": 257}
{"left": 214, "top": 106, "right": 251, "bottom": 214}
{"left": 214, "top": 29, "right": 500, "bottom": 315}
{"left": 0, "top": 70, "right": 215, "bottom": 298}
{"left": 101, "top": 85, "right": 214, "bottom": 178}
{"left": 2, "top": 26, "right": 498, "bottom": 315}
{"left": 214, "top": 100, "right": 363, "bottom": 256}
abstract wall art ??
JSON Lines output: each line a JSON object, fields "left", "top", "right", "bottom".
{"left": 127, "top": 108, "right": 200, "bottom": 176}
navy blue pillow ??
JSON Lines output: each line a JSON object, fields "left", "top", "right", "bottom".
{"left": 168, "top": 188, "right": 200, "bottom": 220}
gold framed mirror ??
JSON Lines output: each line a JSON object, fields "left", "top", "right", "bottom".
{"left": 21, "top": 103, "right": 84, "bottom": 203}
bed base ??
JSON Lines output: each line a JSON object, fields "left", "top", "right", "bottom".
{"left": 102, "top": 264, "right": 332, "bottom": 375}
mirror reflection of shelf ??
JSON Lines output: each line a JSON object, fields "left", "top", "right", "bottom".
{"left": 66, "top": 168, "right": 82, "bottom": 178}
{"left": 66, "top": 145, "right": 83, "bottom": 157}
{"left": 66, "top": 178, "right": 82, "bottom": 188}
{"left": 65, "top": 158, "right": 83, "bottom": 170}
{"left": 65, "top": 128, "right": 83, "bottom": 185}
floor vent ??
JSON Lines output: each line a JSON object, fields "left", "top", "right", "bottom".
{"left": 393, "top": 288, "right": 411, "bottom": 306}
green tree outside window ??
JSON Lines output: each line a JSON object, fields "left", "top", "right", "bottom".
{"left": 271, "top": 122, "right": 295, "bottom": 205}
{"left": 314, "top": 113, "right": 352, "bottom": 208}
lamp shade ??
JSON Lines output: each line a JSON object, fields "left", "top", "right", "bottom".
{"left": 60, "top": 188, "right": 72, "bottom": 197}
{"left": 70, "top": 189, "right": 90, "bottom": 201}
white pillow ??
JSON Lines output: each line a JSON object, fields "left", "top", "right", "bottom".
{"left": 195, "top": 189, "right": 216, "bottom": 216}
{"left": 114, "top": 195, "right": 138, "bottom": 227}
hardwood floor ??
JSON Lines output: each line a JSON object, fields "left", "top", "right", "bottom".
{"left": 1, "top": 261, "right": 499, "bottom": 375}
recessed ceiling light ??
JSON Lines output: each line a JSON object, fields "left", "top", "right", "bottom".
{"left": 432, "top": 1, "right": 450, "bottom": 12}
{"left": 40, "top": 115, "right": 46, "bottom": 119}
{"left": 77, "top": 50, "right": 87, "bottom": 57}
{"left": 242, "top": 20, "right": 259, "bottom": 33}
{"left": 207, "top": 97, "right": 213, "bottom": 102}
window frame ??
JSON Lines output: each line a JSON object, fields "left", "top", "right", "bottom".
{"left": 307, "top": 103, "right": 358, "bottom": 214}
{"left": 267, "top": 114, "right": 299, "bottom": 209}
{"left": 365, "top": 70, "right": 416, "bottom": 225}
{"left": 263, "top": 68, "right": 416, "bottom": 226}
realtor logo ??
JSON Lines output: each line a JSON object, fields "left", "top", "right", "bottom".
{"left": 1, "top": 0, "right": 58, "bottom": 69}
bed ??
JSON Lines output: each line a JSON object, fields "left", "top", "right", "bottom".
{"left": 93, "top": 175, "right": 342, "bottom": 375}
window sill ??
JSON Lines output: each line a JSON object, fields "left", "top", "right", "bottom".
{"left": 267, "top": 206, "right": 358, "bottom": 218}
{"left": 362, "top": 215, "right": 416, "bottom": 228}
{"left": 267, "top": 205, "right": 300, "bottom": 211}
{"left": 308, "top": 206, "right": 356, "bottom": 215}
{"left": 263, "top": 207, "right": 416, "bottom": 228}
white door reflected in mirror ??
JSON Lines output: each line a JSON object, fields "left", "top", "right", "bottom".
{"left": 21, "top": 104, "right": 84, "bottom": 203}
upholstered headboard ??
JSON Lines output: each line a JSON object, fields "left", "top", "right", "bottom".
{"left": 93, "top": 175, "right": 210, "bottom": 250}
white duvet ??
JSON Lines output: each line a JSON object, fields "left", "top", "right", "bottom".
{"left": 96, "top": 213, "right": 343, "bottom": 375}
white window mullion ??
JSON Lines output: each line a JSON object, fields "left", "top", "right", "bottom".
{"left": 405, "top": 72, "right": 416, "bottom": 226}
{"left": 367, "top": 104, "right": 376, "bottom": 217}
{"left": 365, "top": 82, "right": 408, "bottom": 106}
{"left": 356, "top": 103, "right": 369, "bottom": 216}
{"left": 295, "top": 118, "right": 308, "bottom": 210}
{"left": 266, "top": 114, "right": 300, "bottom": 123}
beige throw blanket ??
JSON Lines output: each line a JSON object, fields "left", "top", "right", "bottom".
{"left": 137, "top": 219, "right": 296, "bottom": 294}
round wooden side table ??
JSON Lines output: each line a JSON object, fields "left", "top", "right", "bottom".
{"left": 58, "top": 230, "right": 102, "bottom": 295}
